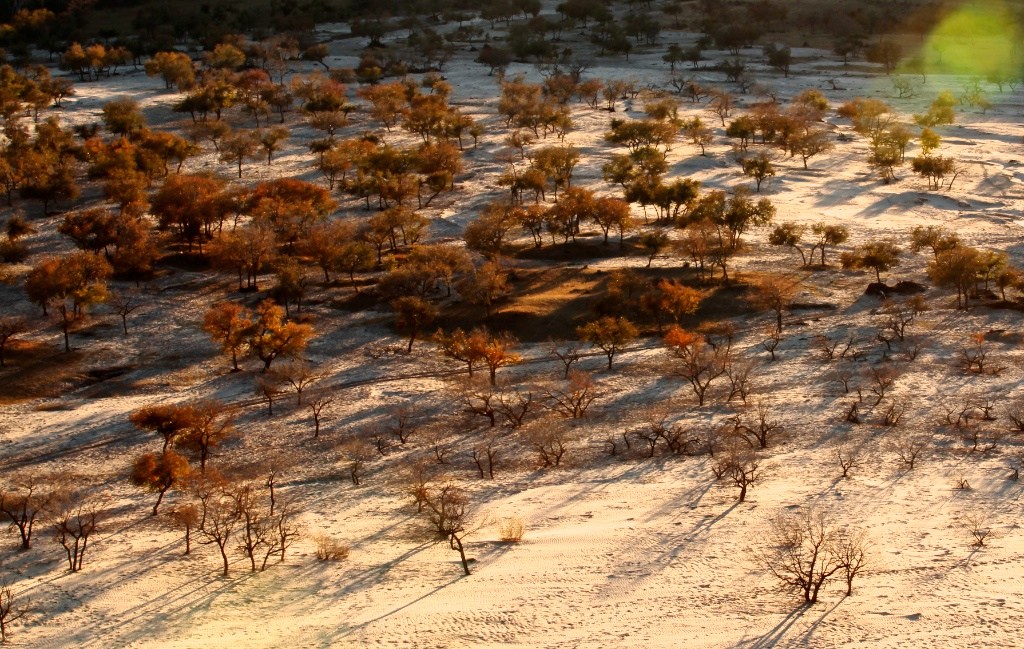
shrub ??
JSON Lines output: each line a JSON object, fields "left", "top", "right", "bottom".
{"left": 497, "top": 517, "right": 525, "bottom": 543}
{"left": 314, "top": 534, "right": 350, "bottom": 561}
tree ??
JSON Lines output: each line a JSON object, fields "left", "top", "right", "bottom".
{"left": 197, "top": 488, "right": 241, "bottom": 577}
{"left": 914, "top": 91, "right": 956, "bottom": 127}
{"left": 768, "top": 223, "right": 809, "bottom": 266}
{"left": 928, "top": 245, "right": 983, "bottom": 308}
{"left": 0, "top": 578, "right": 26, "bottom": 644}
{"left": 910, "top": 225, "right": 959, "bottom": 260}
{"left": 473, "top": 329, "right": 521, "bottom": 386}
{"left": 203, "top": 302, "right": 251, "bottom": 371}
{"left": 177, "top": 400, "right": 235, "bottom": 471}
{"left": 102, "top": 97, "right": 146, "bottom": 137}
{"left": 0, "top": 476, "right": 62, "bottom": 550}
{"left": 220, "top": 130, "right": 261, "bottom": 178}
{"left": 911, "top": 155, "right": 956, "bottom": 191}
{"left": 259, "top": 126, "right": 289, "bottom": 164}
{"left": 747, "top": 274, "right": 799, "bottom": 333}
{"left": 866, "top": 40, "right": 901, "bottom": 74}
{"left": 151, "top": 173, "right": 229, "bottom": 252}
{"left": 53, "top": 500, "right": 99, "bottom": 572}
{"left": 145, "top": 51, "right": 196, "bottom": 91}
{"left": 0, "top": 317, "right": 28, "bottom": 368}
{"left": 423, "top": 484, "right": 474, "bottom": 575}
{"left": 740, "top": 152, "right": 775, "bottom": 192}
{"left": 131, "top": 450, "right": 191, "bottom": 515}
{"left": 578, "top": 316, "right": 638, "bottom": 370}
{"left": 392, "top": 296, "right": 438, "bottom": 354}
{"left": 24, "top": 252, "right": 111, "bottom": 352}
{"left": 810, "top": 223, "right": 849, "bottom": 266}
{"left": 664, "top": 326, "right": 726, "bottom": 406}
{"left": 435, "top": 327, "right": 485, "bottom": 377}
{"left": 841, "top": 240, "right": 901, "bottom": 284}
{"left": 760, "top": 509, "right": 866, "bottom": 604}
{"left": 247, "top": 300, "right": 313, "bottom": 372}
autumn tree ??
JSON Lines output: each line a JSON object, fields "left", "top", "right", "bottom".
{"left": 577, "top": 316, "right": 638, "bottom": 370}
{"left": 220, "top": 129, "right": 261, "bottom": 178}
{"left": 392, "top": 296, "right": 438, "bottom": 354}
{"left": 247, "top": 300, "right": 313, "bottom": 372}
{"left": 747, "top": 274, "right": 799, "bottom": 333}
{"left": 928, "top": 245, "right": 983, "bottom": 308}
{"left": 145, "top": 51, "right": 196, "bottom": 91}
{"left": 841, "top": 240, "right": 901, "bottom": 284}
{"left": 131, "top": 450, "right": 191, "bottom": 515}
{"left": 24, "top": 252, "right": 111, "bottom": 352}
{"left": 151, "top": 173, "right": 229, "bottom": 252}
{"left": 664, "top": 326, "right": 726, "bottom": 406}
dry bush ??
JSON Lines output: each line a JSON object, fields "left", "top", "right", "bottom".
{"left": 314, "top": 534, "right": 350, "bottom": 561}
{"left": 962, "top": 514, "right": 993, "bottom": 547}
{"left": 497, "top": 516, "right": 525, "bottom": 543}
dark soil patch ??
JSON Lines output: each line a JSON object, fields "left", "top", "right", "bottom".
{"left": 0, "top": 343, "right": 86, "bottom": 404}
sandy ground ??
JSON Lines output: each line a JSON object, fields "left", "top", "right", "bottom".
{"left": 2, "top": 7, "right": 1024, "bottom": 649}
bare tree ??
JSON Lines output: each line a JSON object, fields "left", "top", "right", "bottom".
{"left": 309, "top": 396, "right": 333, "bottom": 438}
{"left": 423, "top": 483, "right": 474, "bottom": 575}
{"left": 525, "top": 421, "right": 574, "bottom": 467}
{"left": 760, "top": 509, "right": 858, "bottom": 604}
{"left": 888, "top": 430, "right": 929, "bottom": 470}
{"left": 107, "top": 289, "right": 144, "bottom": 335}
{"left": 963, "top": 513, "right": 993, "bottom": 547}
{"left": 0, "top": 475, "right": 63, "bottom": 550}
{"left": 544, "top": 370, "right": 598, "bottom": 418}
{"left": 54, "top": 500, "right": 100, "bottom": 572}
{"left": 0, "top": 579, "right": 27, "bottom": 644}
{"left": 198, "top": 488, "right": 241, "bottom": 577}
{"left": 548, "top": 340, "right": 582, "bottom": 379}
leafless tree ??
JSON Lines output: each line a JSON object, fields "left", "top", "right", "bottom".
{"left": 198, "top": 488, "right": 242, "bottom": 577}
{"left": 277, "top": 359, "right": 319, "bottom": 405}
{"left": 879, "top": 399, "right": 907, "bottom": 427}
{"left": 760, "top": 327, "right": 781, "bottom": 361}
{"left": 525, "top": 421, "right": 574, "bottom": 467}
{"left": 423, "top": 483, "right": 474, "bottom": 575}
{"left": 834, "top": 440, "right": 862, "bottom": 478}
{"left": 255, "top": 373, "right": 285, "bottom": 416}
{"left": 170, "top": 502, "right": 200, "bottom": 555}
{"left": 0, "top": 579, "right": 27, "bottom": 644}
{"left": 725, "top": 359, "right": 755, "bottom": 404}
{"left": 0, "top": 475, "right": 64, "bottom": 550}
{"left": 549, "top": 341, "right": 581, "bottom": 379}
{"left": 309, "top": 396, "right": 333, "bottom": 438}
{"left": 888, "top": 430, "right": 930, "bottom": 470}
{"left": 760, "top": 509, "right": 866, "bottom": 604}
{"left": 544, "top": 370, "right": 598, "bottom": 418}
{"left": 470, "top": 434, "right": 502, "bottom": 479}
{"left": 387, "top": 402, "right": 419, "bottom": 444}
{"left": 867, "top": 365, "right": 899, "bottom": 405}
{"left": 0, "top": 316, "right": 28, "bottom": 368}
{"left": 107, "top": 289, "right": 144, "bottom": 335}
{"left": 963, "top": 513, "right": 993, "bottom": 547}
{"left": 53, "top": 499, "right": 100, "bottom": 572}
{"left": 495, "top": 384, "right": 538, "bottom": 428}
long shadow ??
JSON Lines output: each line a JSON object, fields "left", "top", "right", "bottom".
{"left": 743, "top": 605, "right": 810, "bottom": 649}
{"left": 326, "top": 571, "right": 463, "bottom": 643}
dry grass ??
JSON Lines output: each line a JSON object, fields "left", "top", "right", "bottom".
{"left": 314, "top": 534, "right": 350, "bottom": 561}
{"left": 497, "top": 516, "right": 526, "bottom": 543}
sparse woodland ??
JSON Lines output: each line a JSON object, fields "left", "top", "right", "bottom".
{"left": 2, "top": 0, "right": 1024, "bottom": 646}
